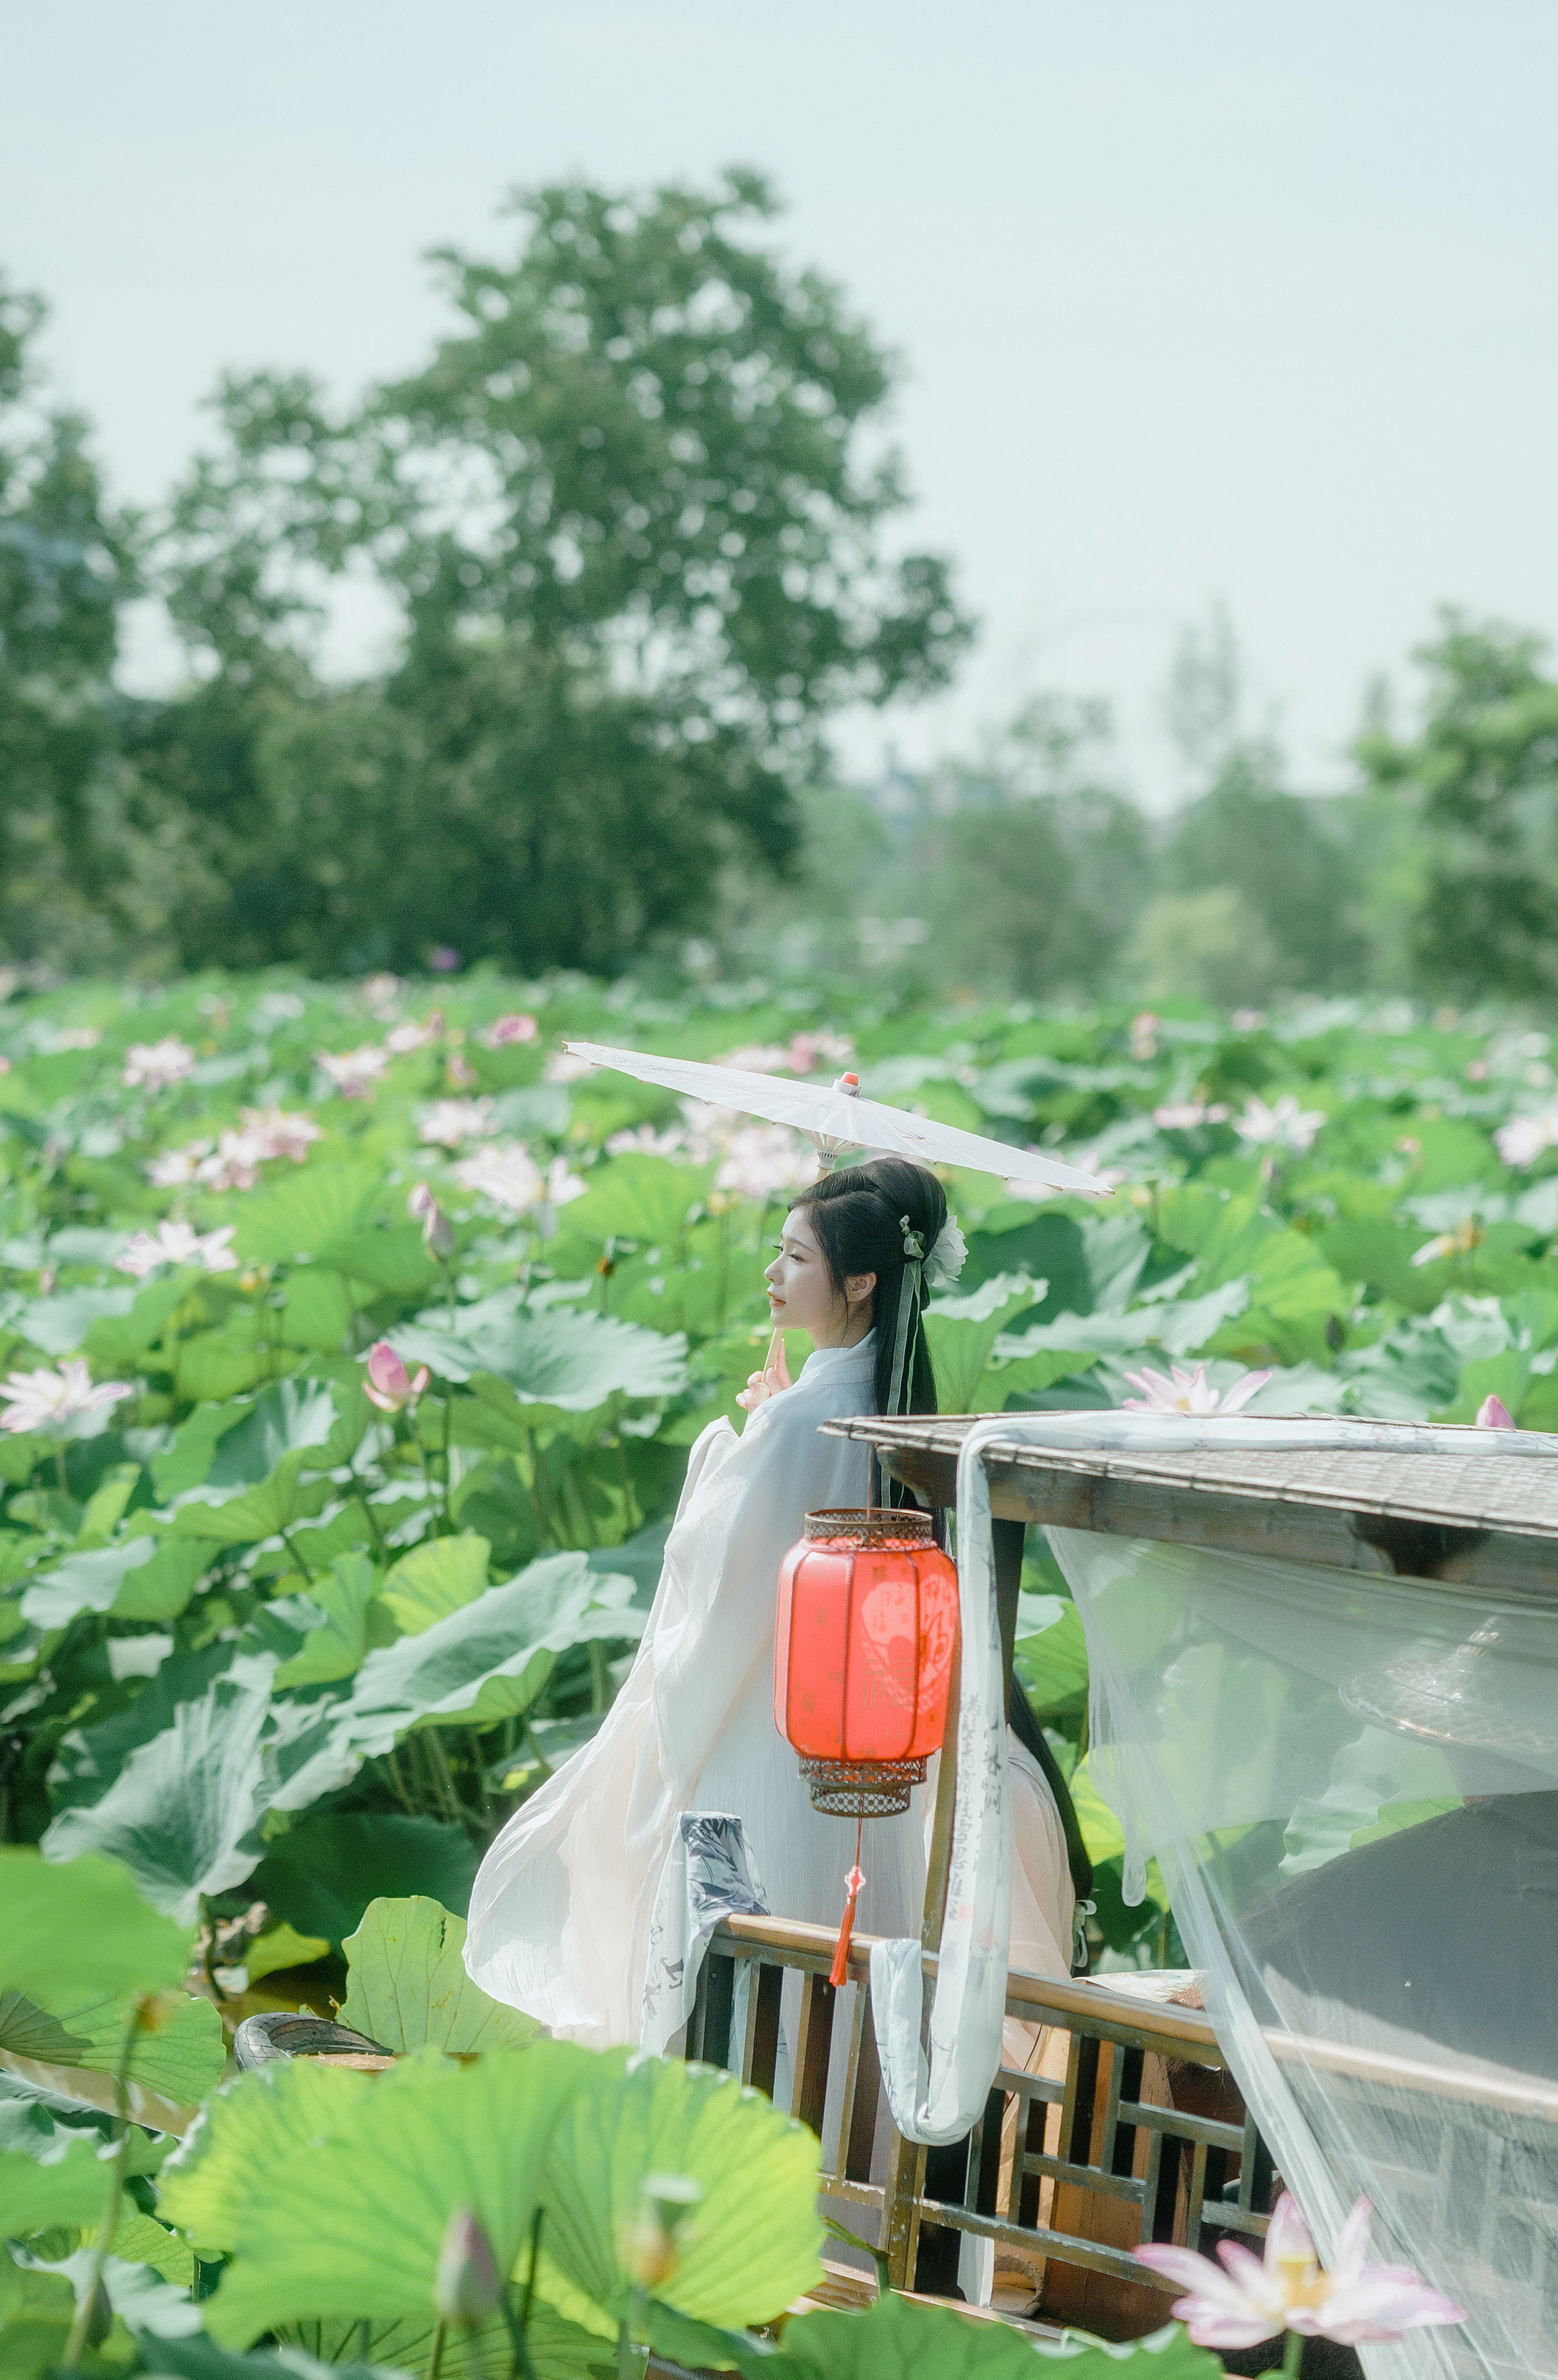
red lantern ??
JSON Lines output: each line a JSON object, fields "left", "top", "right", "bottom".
{"left": 775, "top": 1507, "right": 960, "bottom": 1980}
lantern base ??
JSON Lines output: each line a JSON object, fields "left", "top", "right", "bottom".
{"left": 799, "top": 1755, "right": 928, "bottom": 1818}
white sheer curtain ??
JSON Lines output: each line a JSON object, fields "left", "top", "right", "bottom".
{"left": 951, "top": 1414, "right": 1558, "bottom": 2380}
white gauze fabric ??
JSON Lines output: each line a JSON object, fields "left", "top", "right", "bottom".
{"left": 938, "top": 1410, "right": 1558, "bottom": 2380}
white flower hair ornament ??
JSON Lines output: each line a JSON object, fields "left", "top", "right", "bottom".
{"left": 924, "top": 1216, "right": 967, "bottom": 1291}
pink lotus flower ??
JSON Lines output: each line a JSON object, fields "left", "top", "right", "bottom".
{"left": 446, "top": 1050, "right": 478, "bottom": 1089}
{"left": 1122, "top": 1360, "right": 1272, "bottom": 1416}
{"left": 427, "top": 945, "right": 462, "bottom": 973}
{"left": 239, "top": 1105, "right": 323, "bottom": 1164}
{"left": 122, "top": 1036, "right": 195, "bottom": 1091}
{"left": 1129, "top": 1011, "right": 1160, "bottom": 1062}
{"left": 1136, "top": 2191, "right": 1465, "bottom": 2351}
{"left": 1477, "top": 1394, "right": 1516, "bottom": 1428}
{"left": 116, "top": 1220, "right": 239, "bottom": 1277}
{"left": 713, "top": 1125, "right": 819, "bottom": 1202}
{"left": 606, "top": 1123, "right": 692, "bottom": 1160}
{"left": 363, "top": 1341, "right": 429, "bottom": 1413}
{"left": 1495, "top": 1107, "right": 1558, "bottom": 1168}
{"left": 1153, "top": 1100, "right": 1230, "bottom": 1130}
{"left": 0, "top": 1359, "right": 133, "bottom": 1436}
{"left": 1234, "top": 1094, "right": 1326, "bottom": 1155}
{"left": 147, "top": 1138, "right": 213, "bottom": 1189}
{"left": 359, "top": 971, "right": 403, "bottom": 1014}
{"left": 482, "top": 1013, "right": 538, "bottom": 1048}
{"left": 53, "top": 1025, "right": 103, "bottom": 1053}
{"left": 418, "top": 1097, "right": 495, "bottom": 1149}
{"left": 317, "top": 1046, "right": 389, "bottom": 1100}
{"left": 384, "top": 1013, "right": 443, "bottom": 1056}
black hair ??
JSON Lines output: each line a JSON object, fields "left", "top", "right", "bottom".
{"left": 1009, "top": 1671, "right": 1094, "bottom": 1950}
{"left": 788, "top": 1157, "right": 947, "bottom": 1423}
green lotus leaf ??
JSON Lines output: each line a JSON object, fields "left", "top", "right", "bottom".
{"left": 537, "top": 2049, "right": 823, "bottom": 2329}
{"left": 242, "top": 1923, "right": 331, "bottom": 1983}
{"left": 230, "top": 1167, "right": 383, "bottom": 1265}
{"left": 21, "top": 1535, "right": 211, "bottom": 1630}
{"left": 380, "top": 1534, "right": 491, "bottom": 1634}
{"left": 0, "top": 1851, "right": 194, "bottom": 2000}
{"left": 342, "top": 1553, "right": 639, "bottom": 1746}
{"left": 248, "top": 1812, "right": 481, "bottom": 1948}
{"left": 13, "top": 1285, "right": 136, "bottom": 1358}
{"left": 771, "top": 2295, "right": 1218, "bottom": 2377}
{"left": 318, "top": 1223, "right": 439, "bottom": 1296}
{"left": 0, "top": 2263, "right": 77, "bottom": 2379}
{"left": 924, "top": 1273, "right": 1043, "bottom": 1411}
{"left": 0, "top": 1985, "right": 224, "bottom": 2106}
{"left": 158, "top": 2057, "right": 379, "bottom": 2256}
{"left": 560, "top": 1152, "right": 717, "bottom": 1250}
{"left": 0, "top": 2137, "right": 112, "bottom": 2242}
{"left": 338, "top": 1896, "right": 539, "bottom": 2054}
{"left": 41, "top": 1676, "right": 273, "bottom": 1920}
{"left": 272, "top": 1550, "right": 381, "bottom": 1687}
{"left": 391, "top": 1291, "right": 687, "bottom": 1408}
{"left": 200, "top": 2043, "right": 594, "bottom": 2346}
{"left": 170, "top": 1450, "right": 334, "bottom": 1545}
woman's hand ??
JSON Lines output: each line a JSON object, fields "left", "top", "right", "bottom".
{"left": 736, "top": 1329, "right": 792, "bottom": 1412}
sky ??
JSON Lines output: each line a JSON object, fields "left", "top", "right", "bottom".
{"left": 5, "top": 0, "right": 1557, "bottom": 806}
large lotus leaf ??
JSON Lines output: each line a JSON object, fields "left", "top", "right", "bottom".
{"left": 392, "top": 1291, "right": 687, "bottom": 1408}
{"left": 272, "top": 1551, "right": 381, "bottom": 1687}
{"left": 21, "top": 1535, "right": 211, "bottom": 1630}
{"left": 248, "top": 1812, "right": 481, "bottom": 1947}
{"left": 538, "top": 2050, "right": 822, "bottom": 2327}
{"left": 13, "top": 1285, "right": 136, "bottom": 1357}
{"left": 342, "top": 1554, "right": 639, "bottom": 1747}
{"left": 152, "top": 1403, "right": 255, "bottom": 1500}
{"left": 170, "top": 1451, "right": 334, "bottom": 1546}
{"left": 0, "top": 2136, "right": 112, "bottom": 2240}
{"left": 152, "top": 2314, "right": 596, "bottom": 2380}
{"left": 925, "top": 1274, "right": 1044, "bottom": 1411}
{"left": 0, "top": 2263, "right": 77, "bottom": 2378}
{"left": 41, "top": 1673, "right": 272, "bottom": 1921}
{"left": 317, "top": 1224, "right": 439, "bottom": 1297}
{"left": 1014, "top": 1601, "right": 1091, "bottom": 1723}
{"left": 0, "top": 1851, "right": 194, "bottom": 2000}
{"left": 762, "top": 2295, "right": 1218, "bottom": 2378}
{"left": 274, "top": 1268, "right": 357, "bottom": 1352}
{"left": 159, "top": 2058, "right": 378, "bottom": 2255}
{"left": 48, "top": 1642, "right": 238, "bottom": 1817}
{"left": 560, "top": 1152, "right": 718, "bottom": 1251}
{"left": 201, "top": 2044, "right": 594, "bottom": 2346}
{"left": 230, "top": 1167, "right": 382, "bottom": 1265}
{"left": 0, "top": 1986, "right": 224, "bottom": 2106}
{"left": 1334, "top": 1315, "right": 1465, "bottom": 1420}
{"left": 174, "top": 1325, "right": 275, "bottom": 1404}
{"left": 83, "top": 1274, "right": 192, "bottom": 1370}
{"left": 380, "top": 1534, "right": 490, "bottom": 1633}
{"left": 338, "top": 1897, "right": 539, "bottom": 2054}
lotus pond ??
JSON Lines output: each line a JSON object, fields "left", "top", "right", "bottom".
{"left": 1, "top": 970, "right": 1550, "bottom": 2373}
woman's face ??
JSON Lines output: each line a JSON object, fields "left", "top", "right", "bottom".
{"left": 763, "top": 1205, "right": 875, "bottom": 1348}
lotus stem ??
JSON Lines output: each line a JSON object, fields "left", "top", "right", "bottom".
{"left": 1282, "top": 2329, "right": 1304, "bottom": 2377}
{"left": 427, "top": 2316, "right": 448, "bottom": 2380}
{"left": 60, "top": 2001, "right": 140, "bottom": 2368}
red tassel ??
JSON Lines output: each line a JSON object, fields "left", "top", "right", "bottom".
{"left": 829, "top": 1818, "right": 866, "bottom": 1988}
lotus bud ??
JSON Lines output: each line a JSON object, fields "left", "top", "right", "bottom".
{"left": 433, "top": 2206, "right": 500, "bottom": 2327}
{"left": 448, "top": 1051, "right": 478, "bottom": 1089}
{"left": 1477, "top": 1394, "right": 1516, "bottom": 1429}
{"left": 407, "top": 1182, "right": 436, "bottom": 1220}
{"left": 422, "top": 1201, "right": 456, "bottom": 1260}
{"left": 622, "top": 2172, "right": 702, "bottom": 2293}
{"left": 81, "top": 2274, "right": 114, "bottom": 2349}
{"left": 364, "top": 1340, "right": 430, "bottom": 1413}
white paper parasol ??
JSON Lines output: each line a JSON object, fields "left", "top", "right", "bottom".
{"left": 564, "top": 1040, "right": 1110, "bottom": 1196}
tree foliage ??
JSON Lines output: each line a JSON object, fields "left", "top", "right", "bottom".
{"left": 1359, "top": 614, "right": 1558, "bottom": 1001}
{"left": 133, "top": 170, "right": 971, "bottom": 975}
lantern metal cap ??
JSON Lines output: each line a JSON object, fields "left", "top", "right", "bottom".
{"left": 802, "top": 1505, "right": 935, "bottom": 1548}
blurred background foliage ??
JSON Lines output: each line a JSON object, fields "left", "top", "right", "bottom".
{"left": 4, "top": 170, "right": 1558, "bottom": 1011}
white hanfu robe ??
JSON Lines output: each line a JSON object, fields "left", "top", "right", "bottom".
{"left": 463, "top": 1336, "right": 926, "bottom": 2046}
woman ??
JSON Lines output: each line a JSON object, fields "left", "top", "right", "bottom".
{"left": 463, "top": 1155, "right": 1081, "bottom": 2059}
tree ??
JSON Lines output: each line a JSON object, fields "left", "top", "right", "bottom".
{"left": 145, "top": 171, "right": 972, "bottom": 973}
{"left": 1358, "top": 614, "right": 1558, "bottom": 1002}
{"left": 0, "top": 279, "right": 155, "bottom": 965}
{"left": 1158, "top": 609, "right": 1371, "bottom": 996}
{"left": 916, "top": 695, "right": 1153, "bottom": 998}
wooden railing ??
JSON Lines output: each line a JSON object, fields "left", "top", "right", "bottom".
{"left": 685, "top": 1914, "right": 1276, "bottom": 2336}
